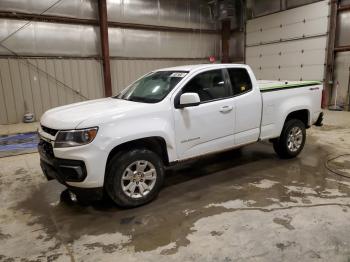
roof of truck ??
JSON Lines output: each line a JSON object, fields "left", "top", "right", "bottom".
{"left": 155, "top": 64, "right": 322, "bottom": 91}
{"left": 156, "top": 63, "right": 248, "bottom": 72}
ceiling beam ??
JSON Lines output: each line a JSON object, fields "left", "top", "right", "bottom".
{"left": 0, "top": 11, "right": 219, "bottom": 34}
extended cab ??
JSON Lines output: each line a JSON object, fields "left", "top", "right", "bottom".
{"left": 38, "top": 64, "right": 323, "bottom": 207}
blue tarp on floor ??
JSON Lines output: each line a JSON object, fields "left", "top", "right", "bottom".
{"left": 0, "top": 132, "right": 39, "bottom": 157}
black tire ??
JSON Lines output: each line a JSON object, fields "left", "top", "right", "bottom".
{"left": 105, "top": 148, "right": 164, "bottom": 207}
{"left": 273, "top": 119, "right": 306, "bottom": 159}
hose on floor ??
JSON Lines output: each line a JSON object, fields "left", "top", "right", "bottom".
{"left": 325, "top": 154, "right": 350, "bottom": 179}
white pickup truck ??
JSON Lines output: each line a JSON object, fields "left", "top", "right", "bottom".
{"left": 38, "top": 64, "right": 323, "bottom": 207}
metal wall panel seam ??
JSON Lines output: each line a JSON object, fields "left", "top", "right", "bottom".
{"left": 77, "top": 60, "right": 88, "bottom": 99}
{"left": 251, "top": 64, "right": 325, "bottom": 69}
{"left": 62, "top": 60, "right": 74, "bottom": 104}
{"left": 12, "top": 59, "right": 26, "bottom": 119}
{"left": 7, "top": 59, "right": 23, "bottom": 122}
{"left": 18, "top": 59, "right": 36, "bottom": 117}
{"left": 45, "top": 59, "right": 58, "bottom": 108}
{"left": 43, "top": 59, "right": 55, "bottom": 108}
{"left": 28, "top": 58, "right": 43, "bottom": 119}
{"left": 0, "top": 59, "right": 18, "bottom": 123}
{"left": 69, "top": 59, "right": 82, "bottom": 102}
{"left": 85, "top": 61, "right": 96, "bottom": 99}
{"left": 36, "top": 59, "right": 51, "bottom": 114}
{"left": 246, "top": 47, "right": 327, "bottom": 58}
{"left": 34, "top": 59, "right": 46, "bottom": 116}
{"left": 246, "top": 16, "right": 328, "bottom": 34}
{"left": 73, "top": 59, "right": 83, "bottom": 102}
{"left": 245, "top": 33, "right": 328, "bottom": 47}
{"left": 0, "top": 62, "right": 9, "bottom": 124}
{"left": 91, "top": 61, "right": 100, "bottom": 99}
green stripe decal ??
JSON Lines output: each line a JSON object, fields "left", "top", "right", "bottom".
{"left": 259, "top": 81, "right": 322, "bottom": 92}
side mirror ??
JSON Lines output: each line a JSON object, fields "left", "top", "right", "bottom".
{"left": 179, "top": 93, "right": 200, "bottom": 108}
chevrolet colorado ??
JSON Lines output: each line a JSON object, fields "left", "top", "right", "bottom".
{"left": 38, "top": 64, "right": 323, "bottom": 207}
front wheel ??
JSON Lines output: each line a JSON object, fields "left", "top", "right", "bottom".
{"left": 273, "top": 119, "right": 306, "bottom": 159}
{"left": 105, "top": 148, "right": 164, "bottom": 207}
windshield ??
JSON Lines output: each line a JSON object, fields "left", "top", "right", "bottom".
{"left": 116, "top": 71, "right": 188, "bottom": 103}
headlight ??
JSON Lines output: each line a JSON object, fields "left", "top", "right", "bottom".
{"left": 54, "top": 127, "right": 98, "bottom": 148}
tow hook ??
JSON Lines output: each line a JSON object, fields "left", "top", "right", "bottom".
{"left": 69, "top": 191, "right": 78, "bottom": 202}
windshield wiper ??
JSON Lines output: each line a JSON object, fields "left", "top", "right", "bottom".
{"left": 128, "top": 96, "right": 159, "bottom": 103}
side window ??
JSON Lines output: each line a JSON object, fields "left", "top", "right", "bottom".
{"left": 181, "top": 69, "right": 230, "bottom": 103}
{"left": 227, "top": 68, "right": 252, "bottom": 95}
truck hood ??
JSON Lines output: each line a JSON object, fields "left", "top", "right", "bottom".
{"left": 40, "top": 98, "right": 146, "bottom": 129}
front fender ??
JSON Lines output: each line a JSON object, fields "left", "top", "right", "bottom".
{"left": 99, "top": 116, "right": 177, "bottom": 163}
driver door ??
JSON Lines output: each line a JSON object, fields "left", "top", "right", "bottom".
{"left": 173, "top": 69, "right": 236, "bottom": 160}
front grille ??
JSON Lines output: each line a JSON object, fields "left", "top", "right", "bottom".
{"left": 39, "top": 139, "right": 54, "bottom": 158}
{"left": 41, "top": 125, "right": 58, "bottom": 136}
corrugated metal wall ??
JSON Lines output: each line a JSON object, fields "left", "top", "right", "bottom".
{"left": 0, "top": 58, "right": 104, "bottom": 124}
{"left": 0, "top": 0, "right": 98, "bottom": 19}
{"left": 0, "top": 0, "right": 219, "bottom": 124}
{"left": 0, "top": 19, "right": 220, "bottom": 58}
{"left": 106, "top": 0, "right": 216, "bottom": 30}
{"left": 0, "top": 58, "right": 206, "bottom": 124}
{"left": 110, "top": 59, "right": 207, "bottom": 94}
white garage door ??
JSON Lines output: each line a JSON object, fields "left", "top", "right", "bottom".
{"left": 246, "top": 0, "right": 329, "bottom": 81}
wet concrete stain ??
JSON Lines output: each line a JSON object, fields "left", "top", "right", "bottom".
{"left": 276, "top": 241, "right": 296, "bottom": 251}
{"left": 210, "top": 230, "right": 224, "bottom": 236}
{"left": 273, "top": 215, "right": 295, "bottom": 230}
{"left": 14, "top": 168, "right": 26, "bottom": 176}
{"left": 0, "top": 231, "right": 11, "bottom": 240}
{"left": 46, "top": 253, "right": 63, "bottom": 262}
{"left": 84, "top": 242, "right": 122, "bottom": 253}
{"left": 7, "top": 139, "right": 350, "bottom": 258}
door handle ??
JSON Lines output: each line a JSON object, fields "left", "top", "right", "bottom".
{"left": 219, "top": 105, "right": 233, "bottom": 113}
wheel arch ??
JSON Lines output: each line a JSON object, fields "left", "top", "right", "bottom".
{"left": 106, "top": 136, "right": 170, "bottom": 169}
{"left": 284, "top": 109, "right": 310, "bottom": 128}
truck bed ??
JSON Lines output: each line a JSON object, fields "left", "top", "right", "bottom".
{"left": 258, "top": 80, "right": 322, "bottom": 92}
{"left": 258, "top": 80, "right": 323, "bottom": 141}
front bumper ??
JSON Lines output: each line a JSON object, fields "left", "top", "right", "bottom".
{"left": 37, "top": 124, "right": 110, "bottom": 188}
{"left": 39, "top": 139, "right": 87, "bottom": 183}
{"left": 38, "top": 139, "right": 104, "bottom": 200}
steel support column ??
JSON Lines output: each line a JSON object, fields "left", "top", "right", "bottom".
{"left": 98, "top": 0, "right": 112, "bottom": 97}
{"left": 222, "top": 20, "right": 231, "bottom": 63}
{"left": 324, "top": 0, "right": 339, "bottom": 108}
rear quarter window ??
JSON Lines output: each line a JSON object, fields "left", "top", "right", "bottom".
{"left": 227, "top": 68, "right": 252, "bottom": 96}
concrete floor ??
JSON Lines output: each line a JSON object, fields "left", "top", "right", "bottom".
{"left": 0, "top": 110, "right": 350, "bottom": 262}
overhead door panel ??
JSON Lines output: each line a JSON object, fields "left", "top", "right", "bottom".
{"left": 246, "top": 0, "right": 329, "bottom": 81}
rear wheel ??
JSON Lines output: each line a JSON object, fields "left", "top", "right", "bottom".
{"left": 105, "top": 148, "right": 164, "bottom": 207}
{"left": 273, "top": 119, "right": 306, "bottom": 159}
